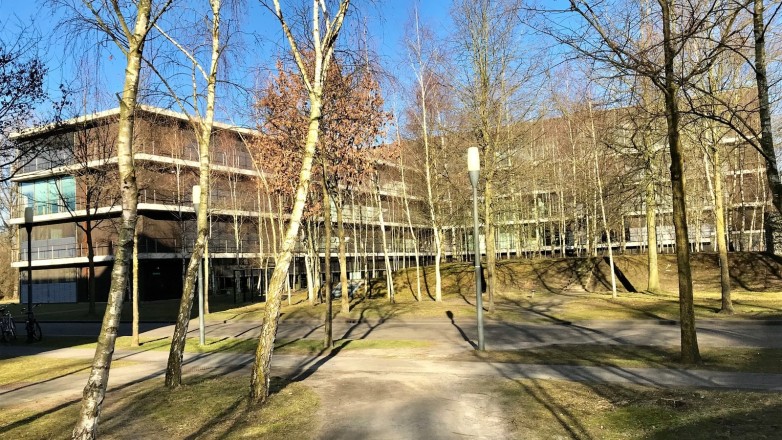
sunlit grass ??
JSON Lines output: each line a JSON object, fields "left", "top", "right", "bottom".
{"left": 39, "top": 335, "right": 431, "bottom": 356}
{"left": 492, "top": 378, "right": 782, "bottom": 439}
{"left": 0, "top": 356, "right": 137, "bottom": 386}
{"left": 0, "top": 376, "right": 318, "bottom": 439}
{"left": 466, "top": 345, "right": 782, "bottom": 374}
{"left": 5, "top": 256, "right": 782, "bottom": 326}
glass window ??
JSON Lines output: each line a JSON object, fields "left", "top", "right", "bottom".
{"left": 34, "top": 180, "right": 48, "bottom": 215}
{"left": 49, "top": 179, "right": 60, "bottom": 214}
{"left": 22, "top": 176, "right": 76, "bottom": 215}
{"left": 20, "top": 182, "right": 34, "bottom": 208}
{"left": 60, "top": 177, "right": 76, "bottom": 211}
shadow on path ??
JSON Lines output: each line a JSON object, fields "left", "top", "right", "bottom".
{"left": 446, "top": 310, "right": 477, "bottom": 349}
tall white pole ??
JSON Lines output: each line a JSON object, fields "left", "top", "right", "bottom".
{"left": 193, "top": 186, "right": 205, "bottom": 346}
{"left": 467, "top": 147, "right": 485, "bottom": 351}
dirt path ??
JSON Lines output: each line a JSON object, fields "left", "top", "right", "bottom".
{"left": 306, "top": 369, "right": 508, "bottom": 440}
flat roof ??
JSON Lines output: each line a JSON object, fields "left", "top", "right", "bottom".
{"left": 10, "top": 105, "right": 260, "bottom": 139}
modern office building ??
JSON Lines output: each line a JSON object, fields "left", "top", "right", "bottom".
{"left": 9, "top": 104, "right": 776, "bottom": 303}
{"left": 9, "top": 106, "right": 432, "bottom": 303}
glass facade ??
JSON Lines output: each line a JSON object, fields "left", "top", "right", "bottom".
{"left": 20, "top": 176, "right": 76, "bottom": 215}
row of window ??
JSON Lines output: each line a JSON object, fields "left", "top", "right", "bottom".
{"left": 19, "top": 176, "right": 76, "bottom": 215}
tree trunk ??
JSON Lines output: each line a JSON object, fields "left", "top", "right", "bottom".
{"left": 645, "top": 167, "right": 660, "bottom": 292}
{"left": 336, "top": 193, "right": 350, "bottom": 315}
{"left": 204, "top": 238, "right": 210, "bottom": 314}
{"left": 72, "top": 2, "right": 149, "bottom": 437}
{"left": 322, "top": 176, "right": 333, "bottom": 347}
{"left": 711, "top": 147, "right": 734, "bottom": 314}
{"left": 399, "top": 146, "right": 421, "bottom": 301}
{"left": 484, "top": 179, "right": 495, "bottom": 312}
{"left": 131, "top": 219, "right": 140, "bottom": 347}
{"left": 249, "top": 0, "right": 350, "bottom": 403}
{"left": 419, "top": 88, "right": 442, "bottom": 301}
{"left": 754, "top": 0, "right": 782, "bottom": 233}
{"left": 250, "top": 90, "right": 324, "bottom": 402}
{"left": 375, "top": 178, "right": 394, "bottom": 302}
{"left": 595, "top": 154, "right": 617, "bottom": 298}
{"left": 590, "top": 102, "right": 617, "bottom": 298}
{"left": 86, "top": 218, "right": 96, "bottom": 316}
{"left": 165, "top": 0, "right": 220, "bottom": 388}
{"left": 304, "top": 220, "right": 316, "bottom": 305}
{"left": 661, "top": 0, "right": 700, "bottom": 364}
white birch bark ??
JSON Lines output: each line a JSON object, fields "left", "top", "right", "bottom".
{"left": 250, "top": 0, "right": 351, "bottom": 403}
{"left": 73, "top": 0, "right": 169, "bottom": 436}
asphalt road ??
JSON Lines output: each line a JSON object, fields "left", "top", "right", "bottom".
{"left": 31, "top": 317, "right": 782, "bottom": 350}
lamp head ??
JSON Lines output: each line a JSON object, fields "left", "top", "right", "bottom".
{"left": 467, "top": 147, "right": 480, "bottom": 172}
{"left": 24, "top": 207, "right": 33, "bottom": 225}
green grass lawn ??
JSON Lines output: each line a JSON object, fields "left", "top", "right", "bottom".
{"left": 0, "top": 356, "right": 136, "bottom": 386}
{"left": 492, "top": 378, "right": 782, "bottom": 439}
{"left": 3, "top": 286, "right": 780, "bottom": 326}
{"left": 27, "top": 335, "right": 432, "bottom": 357}
{"left": 0, "top": 376, "right": 318, "bottom": 440}
{"left": 3, "top": 257, "right": 782, "bottom": 326}
{"left": 466, "top": 345, "right": 782, "bottom": 374}
{"left": 207, "top": 287, "right": 782, "bottom": 325}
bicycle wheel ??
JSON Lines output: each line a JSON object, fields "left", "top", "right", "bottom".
{"left": 8, "top": 319, "right": 17, "bottom": 341}
{"left": 27, "top": 320, "right": 42, "bottom": 342}
{"left": 31, "top": 321, "right": 42, "bottom": 341}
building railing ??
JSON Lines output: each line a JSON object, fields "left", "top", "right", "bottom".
{"left": 13, "top": 242, "right": 116, "bottom": 263}
{"left": 10, "top": 234, "right": 446, "bottom": 264}
{"left": 135, "top": 141, "right": 255, "bottom": 171}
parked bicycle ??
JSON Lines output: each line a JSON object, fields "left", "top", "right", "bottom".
{"left": 0, "top": 306, "right": 17, "bottom": 342}
{"left": 22, "top": 304, "right": 42, "bottom": 342}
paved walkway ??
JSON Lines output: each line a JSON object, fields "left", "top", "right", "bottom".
{"left": 35, "top": 317, "right": 782, "bottom": 350}
{"left": 5, "top": 318, "right": 782, "bottom": 438}
{"left": 4, "top": 332, "right": 782, "bottom": 409}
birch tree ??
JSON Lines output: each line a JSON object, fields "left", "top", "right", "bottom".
{"left": 452, "top": 0, "right": 534, "bottom": 312}
{"left": 394, "top": 118, "right": 422, "bottom": 301}
{"left": 250, "top": 0, "right": 351, "bottom": 403}
{"left": 404, "top": 8, "right": 445, "bottom": 301}
{"left": 588, "top": 102, "right": 618, "bottom": 298}
{"left": 69, "top": 0, "right": 173, "bottom": 437}
{"left": 156, "top": 0, "right": 224, "bottom": 389}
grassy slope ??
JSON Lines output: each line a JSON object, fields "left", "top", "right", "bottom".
{"left": 3, "top": 252, "right": 782, "bottom": 323}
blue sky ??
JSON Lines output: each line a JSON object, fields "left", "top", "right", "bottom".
{"left": 0, "top": 0, "right": 454, "bottom": 124}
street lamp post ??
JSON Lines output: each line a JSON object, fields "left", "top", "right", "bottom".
{"left": 24, "top": 207, "right": 34, "bottom": 342}
{"left": 193, "top": 185, "right": 205, "bottom": 346}
{"left": 467, "top": 147, "right": 485, "bottom": 351}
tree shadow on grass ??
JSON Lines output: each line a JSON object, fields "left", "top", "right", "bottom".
{"left": 1, "top": 365, "right": 169, "bottom": 434}
{"left": 421, "top": 265, "right": 435, "bottom": 301}
{"left": 272, "top": 323, "right": 325, "bottom": 351}
{"left": 281, "top": 304, "right": 402, "bottom": 386}
{"left": 477, "top": 339, "right": 756, "bottom": 440}
{"left": 645, "top": 400, "right": 782, "bottom": 439}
